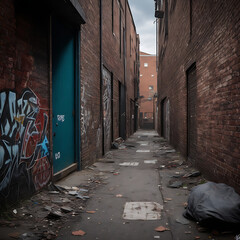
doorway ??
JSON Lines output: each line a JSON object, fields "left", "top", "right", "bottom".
{"left": 52, "top": 17, "right": 77, "bottom": 174}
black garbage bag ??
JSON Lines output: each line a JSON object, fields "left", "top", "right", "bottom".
{"left": 183, "top": 182, "right": 240, "bottom": 224}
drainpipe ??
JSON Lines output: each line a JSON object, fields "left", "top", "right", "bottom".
{"left": 100, "top": 0, "right": 104, "bottom": 155}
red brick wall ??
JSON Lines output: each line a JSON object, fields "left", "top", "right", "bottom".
{"left": 139, "top": 53, "right": 157, "bottom": 128}
{"left": 78, "top": 0, "right": 102, "bottom": 168}
{"left": 0, "top": 0, "right": 51, "bottom": 204}
{"left": 79, "top": 0, "right": 139, "bottom": 164}
{"left": 157, "top": 0, "right": 240, "bottom": 191}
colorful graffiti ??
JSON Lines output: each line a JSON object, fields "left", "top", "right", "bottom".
{"left": 0, "top": 88, "right": 51, "bottom": 196}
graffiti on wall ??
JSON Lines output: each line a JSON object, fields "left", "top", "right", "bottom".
{"left": 0, "top": 88, "right": 51, "bottom": 196}
{"left": 102, "top": 67, "right": 112, "bottom": 152}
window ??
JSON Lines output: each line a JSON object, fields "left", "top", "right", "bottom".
{"left": 144, "top": 63, "right": 148, "bottom": 67}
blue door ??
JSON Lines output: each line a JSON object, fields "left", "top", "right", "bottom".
{"left": 52, "top": 18, "right": 75, "bottom": 173}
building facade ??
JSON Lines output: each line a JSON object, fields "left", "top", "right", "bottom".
{"left": 0, "top": 0, "right": 139, "bottom": 206}
{"left": 139, "top": 52, "right": 157, "bottom": 129}
{"left": 155, "top": 0, "right": 240, "bottom": 191}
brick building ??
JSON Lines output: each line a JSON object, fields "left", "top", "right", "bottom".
{"left": 0, "top": 0, "right": 139, "bottom": 206}
{"left": 155, "top": 0, "right": 240, "bottom": 191}
{"left": 139, "top": 52, "right": 157, "bottom": 129}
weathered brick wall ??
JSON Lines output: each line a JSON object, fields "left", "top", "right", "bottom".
{"left": 78, "top": 0, "right": 102, "bottom": 168}
{"left": 0, "top": 0, "right": 51, "bottom": 205}
{"left": 125, "top": 2, "right": 138, "bottom": 137}
{"left": 79, "top": 0, "right": 139, "bottom": 163}
{"left": 157, "top": 0, "right": 240, "bottom": 191}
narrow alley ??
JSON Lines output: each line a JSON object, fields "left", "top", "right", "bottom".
{"left": 0, "top": 1, "right": 240, "bottom": 239}
{"left": 56, "top": 130, "right": 237, "bottom": 240}
{"left": 1, "top": 130, "right": 237, "bottom": 240}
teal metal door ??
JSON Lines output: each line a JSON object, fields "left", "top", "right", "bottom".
{"left": 52, "top": 18, "right": 75, "bottom": 174}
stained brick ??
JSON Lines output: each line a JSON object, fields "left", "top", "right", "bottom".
{"left": 156, "top": 0, "right": 240, "bottom": 192}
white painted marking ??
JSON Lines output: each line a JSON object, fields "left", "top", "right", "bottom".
{"left": 123, "top": 202, "right": 163, "bottom": 220}
{"left": 55, "top": 152, "right": 61, "bottom": 159}
{"left": 136, "top": 150, "right": 150, "bottom": 153}
{"left": 57, "top": 115, "right": 65, "bottom": 122}
{"left": 140, "top": 143, "right": 148, "bottom": 146}
{"left": 137, "top": 141, "right": 149, "bottom": 144}
{"left": 144, "top": 160, "right": 157, "bottom": 164}
{"left": 119, "top": 162, "right": 139, "bottom": 166}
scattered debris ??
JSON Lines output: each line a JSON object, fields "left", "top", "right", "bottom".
{"left": 183, "top": 171, "right": 201, "bottom": 178}
{"left": 155, "top": 226, "right": 169, "bottom": 232}
{"left": 48, "top": 191, "right": 60, "bottom": 195}
{"left": 176, "top": 217, "right": 190, "bottom": 225}
{"left": 61, "top": 207, "right": 73, "bottom": 213}
{"left": 168, "top": 181, "right": 183, "bottom": 188}
{"left": 68, "top": 191, "right": 78, "bottom": 196}
{"left": 44, "top": 206, "right": 52, "bottom": 211}
{"left": 116, "top": 194, "right": 123, "bottom": 198}
{"left": 8, "top": 232, "right": 21, "bottom": 239}
{"left": 86, "top": 211, "right": 96, "bottom": 214}
{"left": 113, "top": 172, "right": 120, "bottom": 175}
{"left": 111, "top": 137, "right": 124, "bottom": 149}
{"left": 164, "top": 198, "right": 172, "bottom": 201}
{"left": 124, "top": 144, "right": 136, "bottom": 148}
{"left": 47, "top": 211, "right": 63, "bottom": 219}
{"left": 154, "top": 236, "right": 160, "bottom": 239}
{"left": 19, "top": 232, "right": 36, "bottom": 240}
{"left": 72, "top": 230, "right": 86, "bottom": 236}
{"left": 185, "top": 231, "right": 192, "bottom": 234}
{"left": 236, "top": 234, "right": 240, "bottom": 240}
{"left": 13, "top": 209, "right": 17, "bottom": 214}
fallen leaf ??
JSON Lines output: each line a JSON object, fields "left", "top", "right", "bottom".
{"left": 165, "top": 198, "right": 172, "bottom": 201}
{"left": 72, "top": 230, "right": 86, "bottom": 236}
{"left": 86, "top": 211, "right": 96, "bottom": 214}
{"left": 155, "top": 226, "right": 169, "bottom": 232}
{"left": 8, "top": 232, "right": 21, "bottom": 239}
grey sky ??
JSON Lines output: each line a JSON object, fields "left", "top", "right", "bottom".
{"left": 128, "top": 0, "right": 156, "bottom": 54}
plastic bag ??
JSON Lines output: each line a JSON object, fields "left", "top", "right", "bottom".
{"left": 183, "top": 182, "right": 240, "bottom": 224}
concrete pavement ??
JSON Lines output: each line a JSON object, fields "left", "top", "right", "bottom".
{"left": 0, "top": 130, "right": 237, "bottom": 240}
{"left": 56, "top": 130, "right": 236, "bottom": 240}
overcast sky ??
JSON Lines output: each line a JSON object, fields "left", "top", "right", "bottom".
{"left": 128, "top": 0, "right": 156, "bottom": 55}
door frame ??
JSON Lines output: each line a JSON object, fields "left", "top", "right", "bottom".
{"left": 50, "top": 16, "right": 81, "bottom": 179}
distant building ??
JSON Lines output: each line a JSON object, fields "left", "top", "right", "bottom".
{"left": 155, "top": 0, "right": 240, "bottom": 192}
{"left": 139, "top": 52, "right": 157, "bottom": 129}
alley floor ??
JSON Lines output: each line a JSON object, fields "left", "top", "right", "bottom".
{"left": 0, "top": 130, "right": 239, "bottom": 240}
